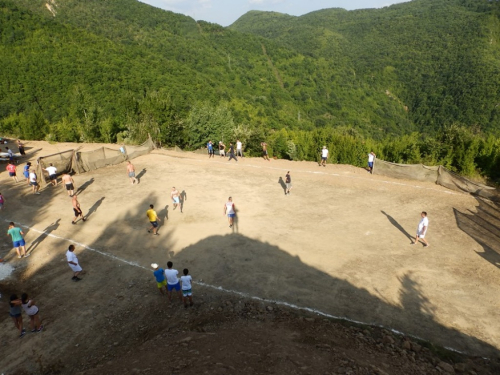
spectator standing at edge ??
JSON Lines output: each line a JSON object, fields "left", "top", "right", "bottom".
{"left": 66, "top": 245, "right": 83, "bottom": 281}
{"left": 261, "top": 142, "right": 270, "bottom": 161}
{"left": 236, "top": 140, "right": 244, "bottom": 158}
{"left": 164, "top": 261, "right": 183, "bottom": 303}
{"left": 146, "top": 204, "right": 160, "bottom": 235}
{"left": 224, "top": 197, "right": 236, "bottom": 228}
{"left": 44, "top": 163, "right": 58, "bottom": 186}
{"left": 151, "top": 263, "right": 167, "bottom": 295}
{"left": 320, "top": 146, "right": 328, "bottom": 167}
{"left": 29, "top": 168, "right": 40, "bottom": 194}
{"left": 7, "top": 222, "right": 28, "bottom": 259}
{"left": 6, "top": 162, "right": 18, "bottom": 183}
{"left": 228, "top": 143, "right": 238, "bottom": 162}
{"left": 180, "top": 268, "right": 194, "bottom": 308}
{"left": 285, "top": 171, "right": 292, "bottom": 195}
{"left": 17, "top": 140, "right": 26, "bottom": 156}
{"left": 219, "top": 141, "right": 225, "bottom": 157}
{"left": 9, "top": 294, "right": 25, "bottom": 338}
{"left": 21, "top": 293, "right": 43, "bottom": 332}
{"left": 207, "top": 140, "right": 214, "bottom": 158}
{"left": 412, "top": 212, "right": 429, "bottom": 247}
{"left": 368, "top": 151, "right": 376, "bottom": 174}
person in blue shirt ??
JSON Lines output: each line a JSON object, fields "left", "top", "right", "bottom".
{"left": 151, "top": 263, "right": 167, "bottom": 295}
{"left": 207, "top": 140, "right": 214, "bottom": 158}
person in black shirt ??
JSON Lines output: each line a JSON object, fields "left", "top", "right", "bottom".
{"left": 228, "top": 143, "right": 238, "bottom": 162}
{"left": 285, "top": 171, "right": 292, "bottom": 195}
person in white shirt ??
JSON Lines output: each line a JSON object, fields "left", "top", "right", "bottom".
{"left": 320, "top": 146, "right": 328, "bottom": 167}
{"left": 367, "top": 151, "right": 376, "bottom": 174}
{"left": 412, "top": 212, "right": 429, "bottom": 247}
{"left": 44, "top": 163, "right": 58, "bottom": 186}
{"left": 66, "top": 244, "right": 83, "bottom": 281}
{"left": 29, "top": 169, "right": 40, "bottom": 194}
{"left": 164, "top": 261, "right": 183, "bottom": 303}
{"left": 180, "top": 268, "right": 193, "bottom": 308}
{"left": 224, "top": 197, "right": 236, "bottom": 228}
{"left": 236, "top": 140, "right": 243, "bottom": 157}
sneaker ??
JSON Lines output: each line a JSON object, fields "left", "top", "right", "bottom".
{"left": 31, "top": 329, "right": 36, "bottom": 333}
{"left": 73, "top": 277, "right": 82, "bottom": 282}
{"left": 24, "top": 253, "right": 30, "bottom": 258}
{"left": 147, "top": 230, "right": 151, "bottom": 233}
{"left": 18, "top": 256, "right": 22, "bottom": 259}
{"left": 37, "top": 325, "right": 43, "bottom": 332}
{"left": 153, "top": 233, "right": 159, "bottom": 236}
{"left": 72, "top": 221, "right": 76, "bottom": 225}
{"left": 71, "top": 276, "right": 77, "bottom": 280}
{"left": 20, "top": 331, "right": 26, "bottom": 338}
{"left": 35, "top": 192, "right": 41, "bottom": 195}
{"left": 82, "top": 218, "right": 86, "bottom": 222}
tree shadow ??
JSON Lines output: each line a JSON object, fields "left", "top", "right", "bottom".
{"left": 86, "top": 197, "right": 105, "bottom": 219}
{"left": 75, "top": 177, "right": 95, "bottom": 195}
{"left": 454, "top": 198, "right": 500, "bottom": 268}
{"left": 26, "top": 219, "right": 61, "bottom": 255}
{"left": 180, "top": 190, "right": 187, "bottom": 213}
{"left": 136, "top": 168, "right": 147, "bottom": 184}
{"left": 278, "top": 176, "right": 287, "bottom": 195}
{"left": 381, "top": 210, "right": 413, "bottom": 241}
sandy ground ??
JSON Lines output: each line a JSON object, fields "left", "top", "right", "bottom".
{"left": 0, "top": 140, "right": 499, "bottom": 374}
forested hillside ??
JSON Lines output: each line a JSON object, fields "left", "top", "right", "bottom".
{"left": 1, "top": 0, "right": 500, "bottom": 180}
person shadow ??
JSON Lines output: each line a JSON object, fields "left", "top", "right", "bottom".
{"left": 180, "top": 190, "right": 187, "bottom": 213}
{"left": 136, "top": 168, "right": 147, "bottom": 184}
{"left": 278, "top": 177, "right": 287, "bottom": 195}
{"left": 232, "top": 208, "right": 239, "bottom": 234}
{"left": 381, "top": 211, "right": 413, "bottom": 242}
{"left": 161, "top": 205, "right": 169, "bottom": 221}
{"left": 27, "top": 219, "right": 61, "bottom": 254}
{"left": 86, "top": 197, "right": 105, "bottom": 219}
{"left": 75, "top": 178, "right": 95, "bottom": 195}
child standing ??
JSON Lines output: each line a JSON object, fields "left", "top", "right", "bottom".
{"left": 151, "top": 263, "right": 167, "bottom": 295}
{"left": 10, "top": 294, "right": 25, "bottom": 338}
{"left": 21, "top": 293, "right": 43, "bottom": 332}
{"left": 180, "top": 268, "right": 193, "bottom": 308}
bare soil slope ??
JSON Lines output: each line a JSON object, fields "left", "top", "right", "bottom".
{"left": 0, "top": 141, "right": 499, "bottom": 374}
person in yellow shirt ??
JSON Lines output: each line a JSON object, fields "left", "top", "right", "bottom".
{"left": 146, "top": 204, "right": 161, "bottom": 235}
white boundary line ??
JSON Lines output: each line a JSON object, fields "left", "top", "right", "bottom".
{"left": 153, "top": 151, "right": 465, "bottom": 197}
{"left": 6, "top": 219, "right": 478, "bottom": 357}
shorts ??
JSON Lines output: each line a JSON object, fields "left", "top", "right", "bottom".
{"left": 219, "top": 150, "right": 225, "bottom": 156}
{"left": 227, "top": 213, "right": 235, "bottom": 218}
{"left": 167, "top": 282, "right": 180, "bottom": 291}
{"left": 0, "top": 203, "right": 3, "bottom": 209}
{"left": 182, "top": 289, "right": 192, "bottom": 297}
{"left": 128, "top": 172, "right": 135, "bottom": 178}
{"left": 69, "top": 263, "right": 83, "bottom": 272}
{"left": 157, "top": 279, "right": 167, "bottom": 289}
{"left": 30, "top": 181, "right": 38, "bottom": 186}
{"left": 13, "top": 239, "right": 26, "bottom": 247}
{"left": 173, "top": 197, "right": 180, "bottom": 204}
{"left": 321, "top": 157, "right": 327, "bottom": 161}
{"left": 416, "top": 232, "right": 426, "bottom": 239}
{"left": 262, "top": 150, "right": 268, "bottom": 156}
{"left": 286, "top": 183, "right": 292, "bottom": 189}
{"left": 10, "top": 313, "right": 22, "bottom": 318}
{"left": 73, "top": 208, "right": 83, "bottom": 216}
{"left": 9, "top": 172, "right": 16, "bottom": 177}
{"left": 65, "top": 183, "right": 74, "bottom": 191}
{"left": 24, "top": 172, "right": 29, "bottom": 178}
{"left": 150, "top": 221, "right": 158, "bottom": 228}
{"left": 368, "top": 162, "right": 374, "bottom": 168}
{"left": 208, "top": 149, "right": 214, "bottom": 154}
{"left": 49, "top": 174, "right": 57, "bottom": 180}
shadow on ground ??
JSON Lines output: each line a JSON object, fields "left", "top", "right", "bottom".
{"left": 454, "top": 198, "right": 500, "bottom": 268}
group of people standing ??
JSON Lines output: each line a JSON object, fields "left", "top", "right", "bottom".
{"left": 9, "top": 293, "right": 43, "bottom": 338}
{"left": 151, "top": 262, "right": 194, "bottom": 308}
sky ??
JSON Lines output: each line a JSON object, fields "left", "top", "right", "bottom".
{"left": 139, "top": 0, "right": 410, "bottom": 27}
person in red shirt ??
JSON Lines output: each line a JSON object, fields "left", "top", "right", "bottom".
{"left": 6, "top": 163, "right": 18, "bottom": 183}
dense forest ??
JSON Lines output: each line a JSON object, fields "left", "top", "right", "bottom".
{"left": 0, "top": 0, "right": 499, "bottom": 181}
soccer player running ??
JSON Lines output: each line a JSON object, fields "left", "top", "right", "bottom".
{"left": 171, "top": 187, "right": 181, "bottom": 211}
{"left": 412, "top": 212, "right": 429, "bottom": 247}
{"left": 126, "top": 161, "right": 137, "bottom": 184}
{"left": 44, "top": 163, "right": 58, "bottom": 186}
{"left": 29, "top": 169, "right": 40, "bottom": 194}
{"left": 146, "top": 204, "right": 161, "bottom": 235}
{"left": 6, "top": 162, "right": 18, "bottom": 183}
{"left": 61, "top": 173, "right": 76, "bottom": 197}
{"left": 227, "top": 143, "right": 238, "bottom": 162}
{"left": 224, "top": 197, "right": 236, "bottom": 228}
{"left": 71, "top": 195, "right": 86, "bottom": 225}
{"left": 7, "top": 222, "right": 29, "bottom": 258}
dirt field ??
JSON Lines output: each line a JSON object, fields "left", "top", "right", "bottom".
{"left": 0, "top": 140, "right": 499, "bottom": 374}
